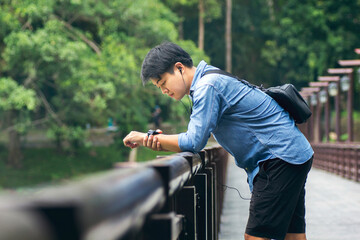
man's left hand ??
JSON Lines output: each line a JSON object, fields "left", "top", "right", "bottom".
{"left": 123, "top": 131, "right": 146, "bottom": 149}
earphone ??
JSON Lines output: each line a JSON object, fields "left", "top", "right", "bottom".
{"left": 178, "top": 67, "right": 182, "bottom": 74}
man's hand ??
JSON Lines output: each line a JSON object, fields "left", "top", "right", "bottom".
{"left": 143, "top": 133, "right": 164, "bottom": 151}
{"left": 123, "top": 131, "right": 146, "bottom": 149}
{"left": 124, "top": 130, "right": 180, "bottom": 152}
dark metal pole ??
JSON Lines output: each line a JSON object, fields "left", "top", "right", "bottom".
{"left": 316, "top": 92, "right": 322, "bottom": 142}
{"left": 335, "top": 81, "right": 341, "bottom": 142}
{"left": 347, "top": 72, "right": 354, "bottom": 142}
{"left": 325, "top": 89, "right": 330, "bottom": 142}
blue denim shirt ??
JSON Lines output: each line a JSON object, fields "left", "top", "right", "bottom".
{"left": 178, "top": 61, "right": 314, "bottom": 191}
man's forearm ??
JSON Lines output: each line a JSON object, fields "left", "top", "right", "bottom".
{"left": 154, "top": 134, "right": 181, "bottom": 152}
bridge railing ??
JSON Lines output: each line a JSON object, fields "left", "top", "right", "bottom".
{"left": 0, "top": 145, "right": 229, "bottom": 240}
{"left": 312, "top": 143, "right": 360, "bottom": 182}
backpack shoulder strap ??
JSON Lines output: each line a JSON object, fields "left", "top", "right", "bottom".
{"left": 202, "top": 69, "right": 258, "bottom": 89}
{"left": 203, "top": 69, "right": 236, "bottom": 79}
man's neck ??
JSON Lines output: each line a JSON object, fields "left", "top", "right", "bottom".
{"left": 186, "top": 66, "right": 197, "bottom": 94}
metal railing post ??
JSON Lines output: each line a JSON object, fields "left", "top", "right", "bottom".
{"left": 210, "top": 162, "right": 218, "bottom": 240}
{"left": 194, "top": 173, "right": 208, "bottom": 240}
{"left": 176, "top": 186, "right": 197, "bottom": 240}
{"left": 204, "top": 167, "right": 215, "bottom": 240}
{"left": 144, "top": 212, "right": 184, "bottom": 240}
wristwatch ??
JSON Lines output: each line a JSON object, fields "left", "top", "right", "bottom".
{"left": 147, "top": 129, "right": 163, "bottom": 137}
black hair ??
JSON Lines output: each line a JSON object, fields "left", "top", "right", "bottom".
{"left": 140, "top": 42, "right": 193, "bottom": 85}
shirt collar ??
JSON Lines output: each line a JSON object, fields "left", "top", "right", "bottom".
{"left": 190, "top": 60, "right": 208, "bottom": 97}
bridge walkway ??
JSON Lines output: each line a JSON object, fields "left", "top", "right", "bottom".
{"left": 218, "top": 157, "right": 360, "bottom": 240}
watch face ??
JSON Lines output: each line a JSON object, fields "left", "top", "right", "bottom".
{"left": 147, "top": 129, "right": 163, "bottom": 136}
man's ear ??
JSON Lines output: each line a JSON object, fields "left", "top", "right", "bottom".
{"left": 174, "top": 62, "right": 184, "bottom": 73}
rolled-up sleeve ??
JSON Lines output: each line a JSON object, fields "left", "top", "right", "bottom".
{"left": 178, "top": 84, "right": 227, "bottom": 152}
{"left": 178, "top": 132, "right": 194, "bottom": 152}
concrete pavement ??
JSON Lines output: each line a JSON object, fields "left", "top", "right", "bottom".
{"left": 218, "top": 157, "right": 360, "bottom": 240}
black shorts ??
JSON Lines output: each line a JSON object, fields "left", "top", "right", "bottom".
{"left": 245, "top": 156, "right": 313, "bottom": 240}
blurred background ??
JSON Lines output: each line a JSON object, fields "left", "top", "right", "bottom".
{"left": 1, "top": 0, "right": 360, "bottom": 190}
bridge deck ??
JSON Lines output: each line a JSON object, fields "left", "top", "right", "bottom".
{"left": 219, "top": 157, "right": 360, "bottom": 240}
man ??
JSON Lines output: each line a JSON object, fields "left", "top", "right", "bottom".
{"left": 123, "top": 42, "right": 314, "bottom": 240}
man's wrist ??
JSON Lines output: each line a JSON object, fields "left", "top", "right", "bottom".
{"left": 147, "top": 129, "right": 163, "bottom": 137}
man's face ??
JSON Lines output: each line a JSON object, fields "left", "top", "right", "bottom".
{"left": 151, "top": 68, "right": 187, "bottom": 101}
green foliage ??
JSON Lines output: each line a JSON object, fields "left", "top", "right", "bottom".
{"left": 0, "top": 0, "right": 212, "bottom": 169}
{"left": 0, "top": 78, "right": 37, "bottom": 110}
{"left": 47, "top": 125, "right": 89, "bottom": 150}
{"left": 163, "top": 0, "right": 222, "bottom": 21}
{"left": 183, "top": 0, "right": 360, "bottom": 90}
{"left": 0, "top": 6, "right": 20, "bottom": 40}
{"left": 204, "top": 0, "right": 222, "bottom": 21}
{"left": 178, "top": 39, "right": 210, "bottom": 65}
{"left": 340, "top": 133, "right": 348, "bottom": 141}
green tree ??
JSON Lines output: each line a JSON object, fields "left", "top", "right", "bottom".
{"left": 261, "top": 0, "right": 360, "bottom": 86}
{"left": 0, "top": 78, "right": 38, "bottom": 167}
{"left": 187, "top": 0, "right": 360, "bottom": 89}
{"left": 0, "top": 0, "right": 208, "bottom": 167}
{"left": 161, "top": 0, "right": 221, "bottom": 48}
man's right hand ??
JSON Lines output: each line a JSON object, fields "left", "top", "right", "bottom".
{"left": 143, "top": 132, "right": 164, "bottom": 151}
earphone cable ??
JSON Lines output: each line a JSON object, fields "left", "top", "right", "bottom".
{"left": 179, "top": 71, "right": 193, "bottom": 116}
{"left": 180, "top": 99, "right": 191, "bottom": 117}
{"left": 216, "top": 180, "right": 251, "bottom": 201}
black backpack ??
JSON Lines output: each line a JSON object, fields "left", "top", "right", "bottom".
{"left": 203, "top": 69, "right": 312, "bottom": 124}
